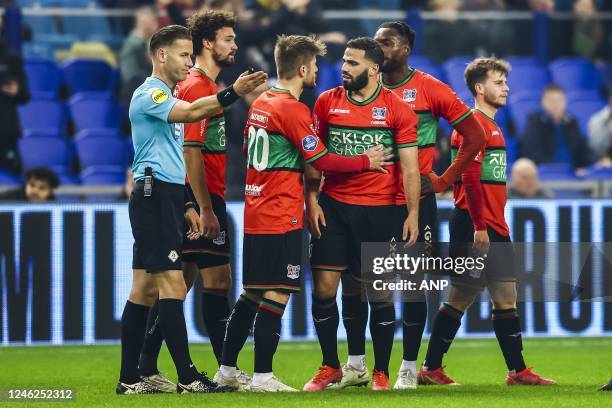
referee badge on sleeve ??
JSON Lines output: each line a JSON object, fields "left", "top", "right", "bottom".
{"left": 152, "top": 89, "right": 169, "bottom": 104}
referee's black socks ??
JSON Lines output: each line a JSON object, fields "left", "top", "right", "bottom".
{"left": 139, "top": 300, "right": 163, "bottom": 377}
{"left": 254, "top": 299, "right": 286, "bottom": 373}
{"left": 158, "top": 298, "right": 198, "bottom": 384}
{"left": 312, "top": 295, "right": 340, "bottom": 368}
{"left": 201, "top": 288, "right": 231, "bottom": 364}
{"left": 221, "top": 294, "right": 259, "bottom": 368}
{"left": 492, "top": 308, "right": 526, "bottom": 373}
{"left": 120, "top": 301, "right": 150, "bottom": 384}
{"left": 369, "top": 302, "right": 396, "bottom": 376}
{"left": 424, "top": 303, "right": 464, "bottom": 370}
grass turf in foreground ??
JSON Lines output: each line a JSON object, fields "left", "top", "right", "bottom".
{"left": 0, "top": 337, "right": 610, "bottom": 408}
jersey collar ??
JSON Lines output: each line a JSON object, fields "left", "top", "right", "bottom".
{"left": 192, "top": 66, "right": 215, "bottom": 82}
{"left": 381, "top": 67, "right": 416, "bottom": 89}
{"left": 474, "top": 108, "right": 498, "bottom": 125}
{"left": 345, "top": 82, "right": 382, "bottom": 106}
{"left": 270, "top": 86, "right": 297, "bottom": 99}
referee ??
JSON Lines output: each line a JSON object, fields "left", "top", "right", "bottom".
{"left": 116, "top": 25, "right": 266, "bottom": 394}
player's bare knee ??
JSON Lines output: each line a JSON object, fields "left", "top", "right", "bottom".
{"left": 201, "top": 264, "right": 231, "bottom": 291}
{"left": 313, "top": 270, "right": 341, "bottom": 298}
{"left": 243, "top": 290, "right": 262, "bottom": 304}
{"left": 491, "top": 300, "right": 516, "bottom": 310}
{"left": 155, "top": 270, "right": 187, "bottom": 300}
{"left": 447, "top": 285, "right": 478, "bottom": 312}
{"left": 264, "top": 290, "right": 290, "bottom": 305}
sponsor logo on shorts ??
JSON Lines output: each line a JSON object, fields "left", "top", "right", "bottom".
{"left": 302, "top": 135, "right": 318, "bottom": 151}
{"left": 213, "top": 231, "right": 226, "bottom": 245}
{"left": 245, "top": 184, "right": 262, "bottom": 196}
{"left": 168, "top": 250, "right": 179, "bottom": 263}
{"left": 291, "top": 218, "right": 297, "bottom": 225}
{"left": 151, "top": 89, "right": 169, "bottom": 104}
{"left": 402, "top": 88, "right": 417, "bottom": 102}
{"left": 287, "top": 264, "right": 300, "bottom": 279}
{"left": 372, "top": 106, "right": 387, "bottom": 120}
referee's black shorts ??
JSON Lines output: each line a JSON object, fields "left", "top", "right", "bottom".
{"left": 129, "top": 179, "right": 185, "bottom": 273}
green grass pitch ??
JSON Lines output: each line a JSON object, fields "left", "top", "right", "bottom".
{"left": 0, "top": 337, "right": 610, "bottom": 407}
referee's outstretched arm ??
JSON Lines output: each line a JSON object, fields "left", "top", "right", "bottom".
{"left": 168, "top": 70, "right": 267, "bottom": 123}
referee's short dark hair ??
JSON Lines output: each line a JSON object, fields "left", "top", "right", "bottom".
{"left": 187, "top": 10, "right": 237, "bottom": 56}
{"left": 346, "top": 37, "right": 384, "bottom": 68}
{"left": 379, "top": 21, "right": 416, "bottom": 50}
{"left": 149, "top": 25, "right": 192, "bottom": 55}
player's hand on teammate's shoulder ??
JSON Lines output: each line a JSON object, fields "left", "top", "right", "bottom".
{"left": 306, "top": 199, "right": 326, "bottom": 239}
{"left": 364, "top": 144, "right": 393, "bottom": 173}
{"left": 233, "top": 69, "right": 268, "bottom": 96}
{"left": 185, "top": 207, "right": 202, "bottom": 241}
{"left": 473, "top": 229, "right": 490, "bottom": 257}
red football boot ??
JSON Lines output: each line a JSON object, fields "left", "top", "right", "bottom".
{"left": 371, "top": 369, "right": 390, "bottom": 391}
{"left": 303, "top": 365, "right": 343, "bottom": 391}
{"left": 417, "top": 366, "right": 459, "bottom": 385}
{"left": 506, "top": 368, "right": 556, "bottom": 385}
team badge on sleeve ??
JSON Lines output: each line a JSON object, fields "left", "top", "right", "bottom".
{"left": 151, "top": 89, "right": 169, "bottom": 104}
{"left": 302, "top": 135, "right": 318, "bottom": 151}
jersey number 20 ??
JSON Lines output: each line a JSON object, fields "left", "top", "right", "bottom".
{"left": 247, "top": 125, "right": 269, "bottom": 171}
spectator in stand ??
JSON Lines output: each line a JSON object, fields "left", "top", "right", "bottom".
{"left": 572, "top": 0, "right": 604, "bottom": 59}
{"left": 587, "top": 86, "right": 612, "bottom": 163}
{"left": 0, "top": 38, "right": 29, "bottom": 174}
{"left": 156, "top": 0, "right": 201, "bottom": 27}
{"left": 519, "top": 84, "right": 595, "bottom": 170}
{"left": 424, "top": 0, "right": 477, "bottom": 62}
{"left": 508, "top": 158, "right": 552, "bottom": 199}
{"left": 119, "top": 6, "right": 159, "bottom": 105}
{"left": 0, "top": 167, "right": 59, "bottom": 202}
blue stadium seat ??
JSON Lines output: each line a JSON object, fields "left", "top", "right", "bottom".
{"left": 61, "top": 59, "right": 115, "bottom": 94}
{"left": 413, "top": 63, "right": 444, "bottom": 83}
{"left": 24, "top": 58, "right": 61, "bottom": 100}
{"left": 508, "top": 91, "right": 541, "bottom": 136}
{"left": 442, "top": 56, "right": 472, "bottom": 96}
{"left": 0, "top": 169, "right": 22, "bottom": 186}
{"left": 18, "top": 137, "right": 70, "bottom": 170}
{"left": 537, "top": 163, "right": 576, "bottom": 180}
{"left": 408, "top": 55, "right": 433, "bottom": 67}
{"left": 565, "top": 90, "right": 604, "bottom": 102}
{"left": 567, "top": 98, "right": 606, "bottom": 136}
{"left": 33, "top": 34, "right": 80, "bottom": 53}
{"left": 22, "top": 129, "right": 62, "bottom": 139}
{"left": 316, "top": 59, "right": 342, "bottom": 95}
{"left": 580, "top": 167, "right": 612, "bottom": 180}
{"left": 68, "top": 92, "right": 120, "bottom": 132}
{"left": 507, "top": 63, "right": 549, "bottom": 93}
{"left": 18, "top": 100, "right": 66, "bottom": 132}
{"left": 22, "top": 43, "right": 55, "bottom": 60}
{"left": 80, "top": 165, "right": 126, "bottom": 185}
{"left": 549, "top": 57, "right": 602, "bottom": 91}
{"left": 75, "top": 132, "right": 128, "bottom": 168}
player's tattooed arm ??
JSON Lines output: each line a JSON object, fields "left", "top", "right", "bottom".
{"left": 399, "top": 147, "right": 420, "bottom": 245}
{"left": 305, "top": 164, "right": 326, "bottom": 239}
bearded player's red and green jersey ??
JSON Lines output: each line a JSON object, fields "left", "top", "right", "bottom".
{"left": 244, "top": 87, "right": 328, "bottom": 234}
{"left": 175, "top": 68, "right": 226, "bottom": 199}
{"left": 382, "top": 68, "right": 472, "bottom": 204}
{"left": 451, "top": 109, "right": 509, "bottom": 236}
{"left": 313, "top": 83, "right": 418, "bottom": 206}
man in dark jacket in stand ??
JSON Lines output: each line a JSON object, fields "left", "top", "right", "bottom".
{"left": 519, "top": 84, "right": 594, "bottom": 170}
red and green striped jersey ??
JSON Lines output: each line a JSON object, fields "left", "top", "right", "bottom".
{"left": 382, "top": 68, "right": 471, "bottom": 204}
{"left": 452, "top": 109, "right": 509, "bottom": 236}
{"left": 175, "top": 68, "right": 226, "bottom": 199}
{"left": 313, "top": 84, "right": 418, "bottom": 206}
{"left": 244, "top": 87, "right": 328, "bottom": 234}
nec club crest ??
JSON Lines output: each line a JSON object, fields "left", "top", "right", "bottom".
{"left": 402, "top": 88, "right": 417, "bottom": 102}
{"left": 372, "top": 107, "right": 387, "bottom": 120}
